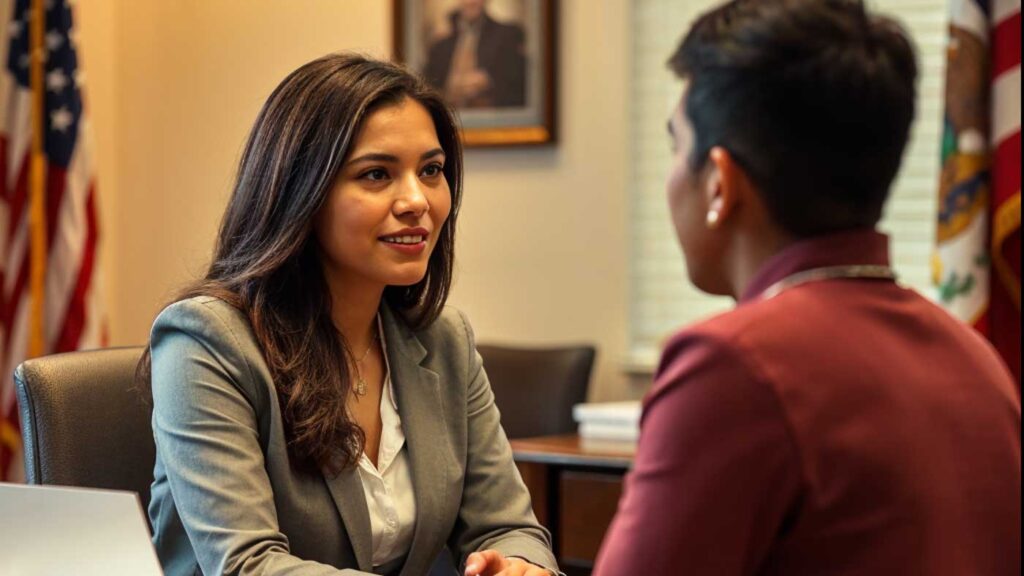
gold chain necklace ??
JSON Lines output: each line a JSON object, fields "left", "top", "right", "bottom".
{"left": 352, "top": 329, "right": 379, "bottom": 397}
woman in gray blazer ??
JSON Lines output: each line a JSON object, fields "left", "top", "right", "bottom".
{"left": 139, "top": 53, "right": 559, "bottom": 576}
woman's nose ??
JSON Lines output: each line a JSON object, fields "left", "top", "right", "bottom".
{"left": 394, "top": 174, "right": 430, "bottom": 216}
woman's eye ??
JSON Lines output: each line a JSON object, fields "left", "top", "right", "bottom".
{"left": 421, "top": 163, "right": 444, "bottom": 177}
{"left": 361, "top": 168, "right": 389, "bottom": 181}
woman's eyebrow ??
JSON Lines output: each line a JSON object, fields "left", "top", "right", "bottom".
{"left": 346, "top": 148, "right": 445, "bottom": 166}
{"left": 346, "top": 152, "right": 399, "bottom": 165}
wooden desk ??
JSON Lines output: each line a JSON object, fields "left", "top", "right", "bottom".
{"left": 510, "top": 434, "right": 635, "bottom": 576}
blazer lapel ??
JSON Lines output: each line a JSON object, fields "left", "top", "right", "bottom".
{"left": 323, "top": 465, "right": 373, "bottom": 571}
{"left": 381, "top": 307, "right": 450, "bottom": 576}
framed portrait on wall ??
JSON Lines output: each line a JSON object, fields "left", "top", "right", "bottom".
{"left": 393, "top": 0, "right": 557, "bottom": 147}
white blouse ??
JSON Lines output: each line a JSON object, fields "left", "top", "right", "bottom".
{"left": 355, "top": 322, "right": 417, "bottom": 569}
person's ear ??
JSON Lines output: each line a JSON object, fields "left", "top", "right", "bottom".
{"left": 704, "top": 146, "right": 743, "bottom": 229}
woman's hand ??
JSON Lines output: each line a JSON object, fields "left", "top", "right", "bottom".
{"left": 464, "top": 550, "right": 553, "bottom": 576}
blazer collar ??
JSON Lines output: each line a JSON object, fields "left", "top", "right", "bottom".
{"left": 323, "top": 466, "right": 373, "bottom": 571}
{"left": 381, "top": 306, "right": 452, "bottom": 576}
{"left": 326, "top": 305, "right": 450, "bottom": 574}
{"left": 380, "top": 305, "right": 428, "bottom": 365}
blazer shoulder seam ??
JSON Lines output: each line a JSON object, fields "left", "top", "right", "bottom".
{"left": 194, "top": 298, "right": 264, "bottom": 408}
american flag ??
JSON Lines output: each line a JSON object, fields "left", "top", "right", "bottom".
{"left": 935, "top": 0, "right": 1021, "bottom": 384}
{"left": 0, "top": 0, "right": 106, "bottom": 481}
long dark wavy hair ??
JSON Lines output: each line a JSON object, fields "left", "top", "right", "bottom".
{"left": 138, "top": 53, "right": 463, "bottom": 474}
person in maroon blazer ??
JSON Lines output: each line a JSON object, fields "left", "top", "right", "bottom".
{"left": 593, "top": 0, "right": 1021, "bottom": 575}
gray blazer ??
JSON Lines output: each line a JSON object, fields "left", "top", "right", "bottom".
{"left": 148, "top": 296, "right": 558, "bottom": 576}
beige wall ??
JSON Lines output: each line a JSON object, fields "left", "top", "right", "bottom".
{"left": 77, "top": 0, "right": 641, "bottom": 401}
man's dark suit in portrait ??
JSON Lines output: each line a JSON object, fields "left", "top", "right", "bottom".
{"left": 423, "top": 0, "right": 526, "bottom": 108}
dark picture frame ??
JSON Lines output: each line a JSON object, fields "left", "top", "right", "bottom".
{"left": 393, "top": 0, "right": 557, "bottom": 147}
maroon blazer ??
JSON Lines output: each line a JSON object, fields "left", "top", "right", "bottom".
{"left": 595, "top": 229, "right": 1021, "bottom": 576}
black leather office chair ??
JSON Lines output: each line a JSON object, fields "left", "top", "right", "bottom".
{"left": 14, "top": 346, "right": 154, "bottom": 516}
{"left": 478, "top": 344, "right": 596, "bottom": 439}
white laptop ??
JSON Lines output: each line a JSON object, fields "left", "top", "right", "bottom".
{"left": 0, "top": 482, "right": 163, "bottom": 576}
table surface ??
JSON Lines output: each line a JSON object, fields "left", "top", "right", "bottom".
{"left": 509, "top": 434, "right": 635, "bottom": 469}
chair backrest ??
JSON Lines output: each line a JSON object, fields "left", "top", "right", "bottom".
{"left": 14, "top": 346, "right": 154, "bottom": 514}
{"left": 477, "top": 344, "right": 596, "bottom": 439}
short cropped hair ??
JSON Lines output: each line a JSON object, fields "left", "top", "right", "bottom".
{"left": 670, "top": 0, "right": 918, "bottom": 236}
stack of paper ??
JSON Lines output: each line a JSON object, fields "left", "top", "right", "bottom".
{"left": 573, "top": 401, "right": 641, "bottom": 442}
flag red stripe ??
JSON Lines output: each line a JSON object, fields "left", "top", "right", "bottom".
{"left": 990, "top": 6, "right": 1022, "bottom": 385}
{"left": 0, "top": 135, "right": 8, "bottom": 201}
{"left": 991, "top": 12, "right": 1021, "bottom": 80}
{"left": 993, "top": 130, "right": 1021, "bottom": 206}
{"left": 1, "top": 249, "right": 29, "bottom": 358}
{"left": 6, "top": 155, "right": 29, "bottom": 243}
{"left": 1, "top": 135, "right": 7, "bottom": 315}
{"left": 55, "top": 183, "right": 97, "bottom": 353}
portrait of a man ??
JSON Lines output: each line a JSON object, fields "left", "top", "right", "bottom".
{"left": 423, "top": 0, "right": 527, "bottom": 108}
{"left": 394, "top": 0, "right": 556, "bottom": 146}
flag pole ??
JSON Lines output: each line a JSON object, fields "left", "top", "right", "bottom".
{"left": 28, "top": 0, "right": 47, "bottom": 358}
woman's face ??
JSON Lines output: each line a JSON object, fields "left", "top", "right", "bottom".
{"left": 315, "top": 97, "right": 452, "bottom": 292}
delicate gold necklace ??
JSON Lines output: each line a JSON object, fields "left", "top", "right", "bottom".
{"left": 352, "top": 329, "right": 379, "bottom": 397}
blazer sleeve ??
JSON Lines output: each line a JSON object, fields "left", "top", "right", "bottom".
{"left": 151, "top": 299, "right": 370, "bottom": 576}
{"left": 445, "top": 310, "right": 561, "bottom": 575}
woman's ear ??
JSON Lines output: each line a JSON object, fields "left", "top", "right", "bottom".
{"left": 705, "top": 146, "right": 743, "bottom": 228}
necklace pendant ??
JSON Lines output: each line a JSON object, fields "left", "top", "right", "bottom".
{"left": 355, "top": 377, "right": 367, "bottom": 396}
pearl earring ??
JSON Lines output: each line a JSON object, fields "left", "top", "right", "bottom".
{"left": 706, "top": 210, "right": 721, "bottom": 227}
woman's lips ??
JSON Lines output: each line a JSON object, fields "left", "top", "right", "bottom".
{"left": 379, "top": 233, "right": 427, "bottom": 255}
